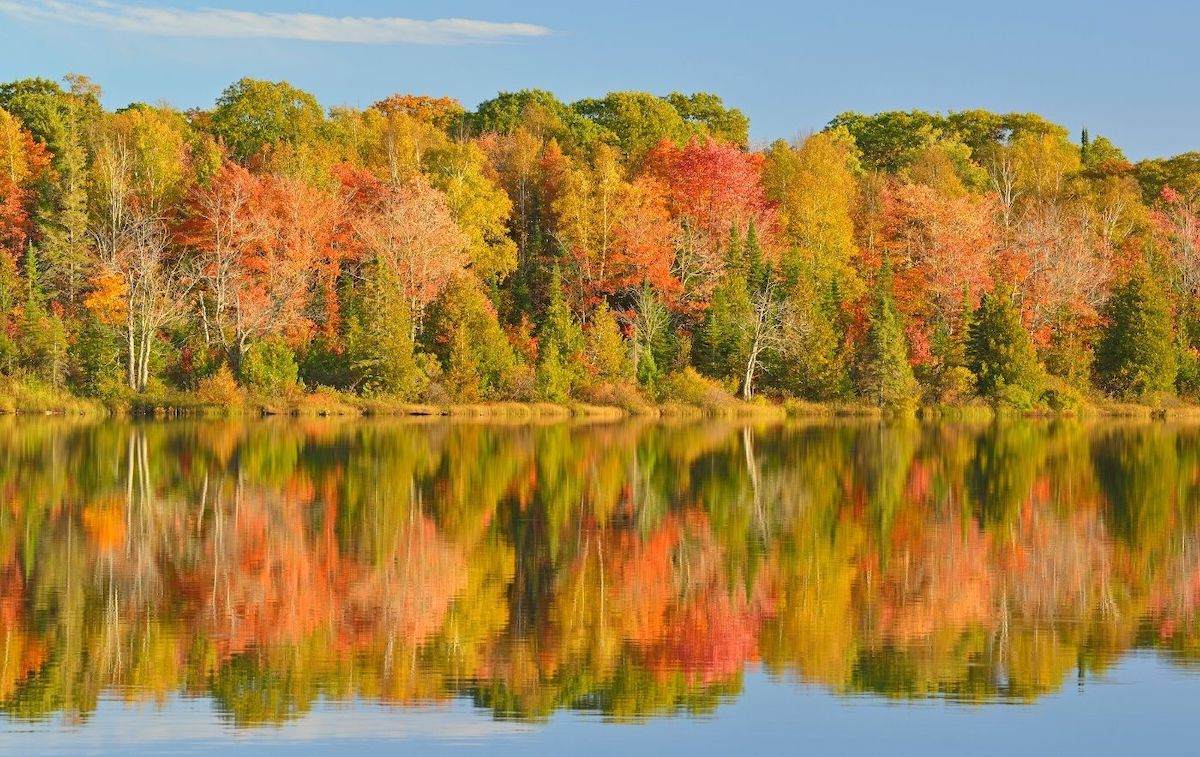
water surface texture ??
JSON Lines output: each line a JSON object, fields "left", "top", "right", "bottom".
{"left": 1, "top": 418, "right": 1198, "bottom": 755}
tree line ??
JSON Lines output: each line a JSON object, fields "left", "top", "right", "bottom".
{"left": 1, "top": 75, "right": 1199, "bottom": 410}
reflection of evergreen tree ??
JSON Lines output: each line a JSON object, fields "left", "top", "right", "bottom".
{"left": 968, "top": 421, "right": 1045, "bottom": 526}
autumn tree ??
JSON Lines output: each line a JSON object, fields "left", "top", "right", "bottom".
{"left": 0, "top": 108, "right": 51, "bottom": 262}
{"left": 881, "top": 182, "right": 997, "bottom": 364}
{"left": 88, "top": 130, "right": 194, "bottom": 391}
{"left": 371, "top": 94, "right": 464, "bottom": 131}
{"left": 646, "top": 137, "right": 775, "bottom": 312}
{"left": 762, "top": 130, "right": 861, "bottom": 292}
{"left": 353, "top": 175, "right": 468, "bottom": 341}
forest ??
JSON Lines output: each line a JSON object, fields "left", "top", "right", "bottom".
{"left": 1, "top": 74, "right": 1199, "bottom": 413}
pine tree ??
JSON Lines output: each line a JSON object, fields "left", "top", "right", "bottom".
{"left": 424, "top": 275, "right": 522, "bottom": 400}
{"left": 37, "top": 94, "right": 91, "bottom": 304}
{"left": 537, "top": 266, "right": 586, "bottom": 397}
{"left": 773, "top": 276, "right": 848, "bottom": 401}
{"left": 347, "top": 266, "right": 426, "bottom": 399}
{"left": 696, "top": 274, "right": 751, "bottom": 382}
{"left": 586, "top": 302, "right": 631, "bottom": 383}
{"left": 926, "top": 287, "right": 976, "bottom": 403}
{"left": 856, "top": 261, "right": 918, "bottom": 413}
{"left": 967, "top": 286, "right": 1044, "bottom": 408}
{"left": 537, "top": 340, "right": 571, "bottom": 402}
{"left": 744, "top": 220, "right": 765, "bottom": 290}
{"left": 445, "top": 320, "right": 482, "bottom": 402}
{"left": 697, "top": 227, "right": 753, "bottom": 383}
{"left": 1095, "top": 263, "right": 1176, "bottom": 399}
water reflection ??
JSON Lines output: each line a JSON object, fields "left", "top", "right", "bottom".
{"left": 1, "top": 418, "right": 1199, "bottom": 727}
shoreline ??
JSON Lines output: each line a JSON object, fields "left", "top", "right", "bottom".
{"left": 4, "top": 386, "right": 1200, "bottom": 422}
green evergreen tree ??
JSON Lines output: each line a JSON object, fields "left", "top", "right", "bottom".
{"left": 1095, "top": 263, "right": 1176, "bottom": 399}
{"left": 17, "top": 302, "right": 68, "bottom": 388}
{"left": 537, "top": 266, "right": 586, "bottom": 397}
{"left": 586, "top": 302, "right": 632, "bottom": 384}
{"left": 0, "top": 253, "right": 20, "bottom": 375}
{"left": 537, "top": 341, "right": 571, "bottom": 402}
{"left": 967, "top": 286, "right": 1044, "bottom": 409}
{"left": 346, "top": 267, "right": 426, "bottom": 399}
{"left": 744, "top": 220, "right": 766, "bottom": 290}
{"left": 16, "top": 247, "right": 69, "bottom": 387}
{"left": 445, "top": 320, "right": 483, "bottom": 402}
{"left": 425, "top": 275, "right": 522, "bottom": 400}
{"left": 925, "top": 288, "right": 977, "bottom": 403}
{"left": 773, "top": 276, "right": 849, "bottom": 401}
{"left": 37, "top": 92, "right": 91, "bottom": 304}
{"left": 855, "top": 261, "right": 918, "bottom": 413}
{"left": 696, "top": 274, "right": 752, "bottom": 382}
{"left": 240, "top": 337, "right": 299, "bottom": 395}
{"left": 74, "top": 315, "right": 123, "bottom": 397}
{"left": 696, "top": 227, "right": 755, "bottom": 383}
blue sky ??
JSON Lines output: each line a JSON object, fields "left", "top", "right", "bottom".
{"left": 0, "top": 0, "right": 1196, "bottom": 160}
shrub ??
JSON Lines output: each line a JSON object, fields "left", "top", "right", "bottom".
{"left": 1040, "top": 376, "right": 1085, "bottom": 413}
{"left": 240, "top": 338, "right": 299, "bottom": 395}
{"left": 660, "top": 367, "right": 736, "bottom": 409}
{"left": 196, "top": 365, "right": 244, "bottom": 407}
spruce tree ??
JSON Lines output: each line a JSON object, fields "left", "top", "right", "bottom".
{"left": 773, "top": 275, "right": 848, "bottom": 401}
{"left": 537, "top": 341, "right": 571, "bottom": 402}
{"left": 1095, "top": 263, "right": 1176, "bottom": 399}
{"left": 967, "top": 286, "right": 1044, "bottom": 408}
{"left": 424, "top": 276, "right": 522, "bottom": 401}
{"left": 697, "top": 226, "right": 754, "bottom": 383}
{"left": 586, "top": 302, "right": 632, "bottom": 384}
{"left": 856, "top": 261, "right": 918, "bottom": 413}
{"left": 347, "top": 266, "right": 426, "bottom": 399}
{"left": 445, "top": 321, "right": 483, "bottom": 402}
{"left": 537, "top": 266, "right": 586, "bottom": 397}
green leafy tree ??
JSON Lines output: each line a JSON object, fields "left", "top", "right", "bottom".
{"left": 572, "top": 91, "right": 688, "bottom": 163}
{"left": 772, "top": 275, "right": 849, "bottom": 401}
{"left": 445, "top": 321, "right": 483, "bottom": 402}
{"left": 210, "top": 78, "right": 325, "bottom": 161}
{"left": 345, "top": 267, "right": 426, "bottom": 399}
{"left": 425, "top": 276, "right": 523, "bottom": 401}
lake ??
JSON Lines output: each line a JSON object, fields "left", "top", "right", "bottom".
{"left": 0, "top": 417, "right": 1198, "bottom": 755}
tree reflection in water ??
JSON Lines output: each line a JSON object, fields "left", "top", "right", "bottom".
{"left": 2, "top": 417, "right": 1200, "bottom": 726}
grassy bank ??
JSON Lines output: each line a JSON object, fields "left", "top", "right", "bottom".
{"left": 4, "top": 377, "right": 1200, "bottom": 423}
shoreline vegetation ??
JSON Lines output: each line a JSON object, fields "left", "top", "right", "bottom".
{"left": 4, "top": 377, "right": 1199, "bottom": 422}
{"left": 1, "top": 78, "right": 1199, "bottom": 420}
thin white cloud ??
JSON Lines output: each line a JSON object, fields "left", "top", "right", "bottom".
{"left": 0, "top": 0, "right": 552, "bottom": 44}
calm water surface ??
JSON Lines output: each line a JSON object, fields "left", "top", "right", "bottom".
{"left": 0, "top": 417, "right": 1198, "bottom": 755}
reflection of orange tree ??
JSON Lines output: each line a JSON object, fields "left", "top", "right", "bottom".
{"left": 0, "top": 561, "right": 47, "bottom": 703}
